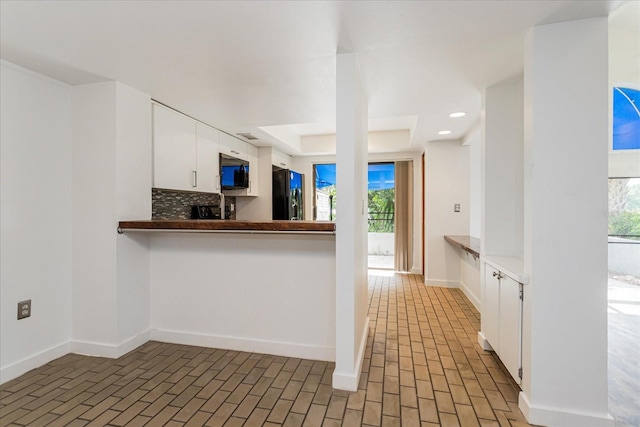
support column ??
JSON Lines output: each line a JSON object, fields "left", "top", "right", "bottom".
{"left": 333, "top": 53, "right": 369, "bottom": 391}
{"left": 521, "top": 18, "right": 612, "bottom": 426}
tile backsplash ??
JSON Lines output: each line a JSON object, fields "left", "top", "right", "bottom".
{"left": 152, "top": 188, "right": 236, "bottom": 220}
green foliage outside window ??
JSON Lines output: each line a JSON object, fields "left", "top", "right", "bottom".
{"left": 608, "top": 178, "right": 640, "bottom": 239}
{"left": 368, "top": 189, "right": 394, "bottom": 233}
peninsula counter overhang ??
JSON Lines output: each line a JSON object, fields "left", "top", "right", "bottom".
{"left": 118, "top": 220, "right": 336, "bottom": 235}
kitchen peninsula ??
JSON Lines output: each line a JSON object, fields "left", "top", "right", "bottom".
{"left": 118, "top": 219, "right": 337, "bottom": 362}
{"left": 118, "top": 219, "right": 335, "bottom": 234}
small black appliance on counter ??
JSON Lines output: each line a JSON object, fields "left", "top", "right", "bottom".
{"left": 191, "top": 205, "right": 221, "bottom": 220}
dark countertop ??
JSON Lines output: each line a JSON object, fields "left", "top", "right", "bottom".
{"left": 444, "top": 235, "right": 481, "bottom": 258}
{"left": 118, "top": 219, "right": 335, "bottom": 234}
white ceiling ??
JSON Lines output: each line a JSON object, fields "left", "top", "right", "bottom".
{"left": 0, "top": 0, "right": 631, "bottom": 155}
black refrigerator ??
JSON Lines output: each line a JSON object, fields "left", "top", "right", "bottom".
{"left": 272, "top": 169, "right": 304, "bottom": 220}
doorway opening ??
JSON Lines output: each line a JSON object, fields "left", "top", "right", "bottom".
{"left": 313, "top": 161, "right": 413, "bottom": 271}
{"left": 367, "top": 163, "right": 395, "bottom": 270}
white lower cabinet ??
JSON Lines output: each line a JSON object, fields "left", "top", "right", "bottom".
{"left": 483, "top": 264, "right": 523, "bottom": 384}
{"left": 484, "top": 270, "right": 501, "bottom": 351}
{"left": 499, "top": 274, "right": 522, "bottom": 383}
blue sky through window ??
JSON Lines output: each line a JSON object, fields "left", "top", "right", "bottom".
{"left": 314, "top": 163, "right": 395, "bottom": 190}
{"left": 613, "top": 87, "right": 640, "bottom": 150}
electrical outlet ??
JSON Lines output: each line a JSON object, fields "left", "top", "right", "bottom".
{"left": 18, "top": 299, "right": 31, "bottom": 320}
{"left": 454, "top": 203, "right": 461, "bottom": 212}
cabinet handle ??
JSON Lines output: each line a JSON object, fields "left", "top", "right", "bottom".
{"left": 192, "top": 170, "right": 197, "bottom": 187}
{"left": 231, "top": 150, "right": 240, "bottom": 155}
{"left": 248, "top": 180, "right": 252, "bottom": 192}
{"left": 492, "top": 271, "right": 498, "bottom": 277}
{"left": 216, "top": 174, "right": 220, "bottom": 190}
{"left": 280, "top": 162, "right": 286, "bottom": 167}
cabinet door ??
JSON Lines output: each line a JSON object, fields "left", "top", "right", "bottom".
{"left": 153, "top": 104, "right": 197, "bottom": 191}
{"left": 499, "top": 275, "right": 522, "bottom": 384}
{"left": 196, "top": 124, "right": 220, "bottom": 194}
{"left": 246, "top": 144, "right": 259, "bottom": 196}
{"left": 483, "top": 268, "right": 501, "bottom": 351}
{"left": 219, "top": 133, "right": 248, "bottom": 160}
{"left": 272, "top": 149, "right": 291, "bottom": 169}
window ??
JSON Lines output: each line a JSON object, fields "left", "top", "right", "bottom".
{"left": 613, "top": 87, "right": 640, "bottom": 150}
{"left": 367, "top": 163, "right": 395, "bottom": 232}
{"left": 314, "top": 164, "right": 336, "bottom": 221}
{"left": 608, "top": 177, "right": 640, "bottom": 239}
{"left": 312, "top": 162, "right": 396, "bottom": 228}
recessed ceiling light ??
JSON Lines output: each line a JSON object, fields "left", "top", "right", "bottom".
{"left": 438, "top": 130, "right": 452, "bottom": 135}
{"left": 449, "top": 112, "right": 466, "bottom": 118}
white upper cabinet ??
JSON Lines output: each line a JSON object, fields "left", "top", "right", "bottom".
{"left": 272, "top": 149, "right": 292, "bottom": 169}
{"left": 153, "top": 104, "right": 197, "bottom": 191}
{"left": 153, "top": 102, "right": 259, "bottom": 196}
{"left": 153, "top": 104, "right": 220, "bottom": 194}
{"left": 224, "top": 143, "right": 260, "bottom": 197}
{"left": 196, "top": 123, "right": 221, "bottom": 194}
{"left": 219, "top": 132, "right": 248, "bottom": 160}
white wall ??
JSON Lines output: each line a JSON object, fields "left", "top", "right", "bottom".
{"left": 300, "top": 130, "right": 411, "bottom": 155}
{"left": 73, "top": 81, "right": 152, "bottom": 357}
{"left": 292, "top": 150, "right": 423, "bottom": 273}
{"left": 149, "top": 233, "right": 336, "bottom": 360}
{"left": 609, "top": 151, "right": 640, "bottom": 178}
{"left": 424, "top": 141, "right": 470, "bottom": 287}
{"left": 466, "top": 128, "right": 482, "bottom": 239}
{"left": 235, "top": 146, "right": 273, "bottom": 220}
{"left": 460, "top": 253, "right": 481, "bottom": 310}
{"left": 522, "top": 18, "right": 611, "bottom": 426}
{"left": 115, "top": 83, "right": 152, "bottom": 349}
{"left": 0, "top": 62, "right": 73, "bottom": 382}
{"left": 72, "top": 83, "right": 119, "bottom": 348}
{"left": 333, "top": 53, "right": 369, "bottom": 391}
{"left": 482, "top": 78, "right": 524, "bottom": 259}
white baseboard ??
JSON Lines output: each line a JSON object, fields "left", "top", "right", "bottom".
{"left": 151, "top": 329, "right": 335, "bottom": 362}
{"left": 519, "top": 391, "right": 614, "bottom": 427}
{"left": 71, "top": 330, "right": 151, "bottom": 359}
{"left": 0, "top": 341, "right": 71, "bottom": 385}
{"left": 459, "top": 280, "right": 481, "bottom": 311}
{"left": 410, "top": 267, "right": 422, "bottom": 275}
{"left": 332, "top": 318, "right": 370, "bottom": 391}
{"left": 477, "top": 331, "right": 494, "bottom": 351}
{"left": 426, "top": 279, "right": 460, "bottom": 288}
